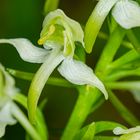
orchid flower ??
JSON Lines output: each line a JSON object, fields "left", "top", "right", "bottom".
{"left": 113, "top": 126, "right": 140, "bottom": 140}
{"left": 0, "top": 64, "right": 45, "bottom": 140}
{"left": 0, "top": 64, "right": 17, "bottom": 137}
{"left": 85, "top": 0, "right": 140, "bottom": 53}
{"left": 0, "top": 9, "right": 108, "bottom": 123}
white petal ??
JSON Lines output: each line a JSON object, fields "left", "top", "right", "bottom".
{"left": 130, "top": 90, "right": 140, "bottom": 103}
{"left": 58, "top": 58, "right": 108, "bottom": 99}
{"left": 41, "top": 9, "right": 84, "bottom": 46}
{"left": 113, "top": 126, "right": 140, "bottom": 135}
{"left": 0, "top": 38, "right": 49, "bottom": 63}
{"left": 112, "top": 0, "right": 140, "bottom": 29}
{"left": 0, "top": 102, "right": 17, "bottom": 137}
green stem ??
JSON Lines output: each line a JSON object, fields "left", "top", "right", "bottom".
{"left": 13, "top": 93, "right": 48, "bottom": 140}
{"left": 7, "top": 68, "right": 73, "bottom": 88}
{"left": 106, "top": 81, "right": 140, "bottom": 90}
{"left": 108, "top": 90, "right": 140, "bottom": 126}
{"left": 61, "top": 86, "right": 102, "bottom": 140}
{"left": 107, "top": 15, "right": 118, "bottom": 33}
{"left": 109, "top": 50, "right": 140, "bottom": 70}
{"left": 44, "top": 0, "right": 59, "bottom": 15}
{"left": 95, "top": 26, "right": 126, "bottom": 77}
{"left": 94, "top": 136, "right": 119, "bottom": 140}
{"left": 7, "top": 68, "right": 74, "bottom": 87}
{"left": 90, "top": 96, "right": 105, "bottom": 113}
{"left": 11, "top": 103, "right": 42, "bottom": 140}
{"left": 127, "top": 29, "right": 140, "bottom": 53}
{"left": 98, "top": 32, "right": 133, "bottom": 49}
{"left": 106, "top": 68, "right": 140, "bottom": 81}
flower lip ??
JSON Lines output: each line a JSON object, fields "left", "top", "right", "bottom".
{"left": 58, "top": 58, "right": 108, "bottom": 99}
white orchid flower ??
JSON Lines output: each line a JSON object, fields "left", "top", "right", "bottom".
{"left": 0, "top": 9, "right": 108, "bottom": 123}
{"left": 0, "top": 64, "right": 17, "bottom": 137}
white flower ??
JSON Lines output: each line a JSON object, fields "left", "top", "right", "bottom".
{"left": 0, "top": 9, "right": 108, "bottom": 123}
{"left": 0, "top": 64, "right": 17, "bottom": 137}
{"left": 112, "top": 0, "right": 140, "bottom": 29}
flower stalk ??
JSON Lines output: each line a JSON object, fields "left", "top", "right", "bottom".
{"left": 95, "top": 26, "right": 126, "bottom": 78}
{"left": 61, "top": 86, "right": 102, "bottom": 140}
{"left": 11, "top": 103, "right": 42, "bottom": 140}
{"left": 108, "top": 90, "right": 140, "bottom": 126}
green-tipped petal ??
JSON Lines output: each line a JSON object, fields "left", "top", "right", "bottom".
{"left": 114, "top": 126, "right": 140, "bottom": 135}
{"left": 0, "top": 102, "right": 17, "bottom": 138}
{"left": 0, "top": 38, "right": 49, "bottom": 63}
{"left": 28, "top": 50, "right": 64, "bottom": 124}
{"left": 41, "top": 9, "right": 84, "bottom": 46}
{"left": 119, "top": 132, "right": 140, "bottom": 140}
{"left": 84, "top": 0, "right": 118, "bottom": 53}
{"left": 114, "top": 126, "right": 140, "bottom": 140}
{"left": 112, "top": 0, "right": 140, "bottom": 29}
{"left": 58, "top": 58, "right": 108, "bottom": 99}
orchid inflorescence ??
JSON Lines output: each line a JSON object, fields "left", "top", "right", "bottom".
{"left": 0, "top": 0, "right": 140, "bottom": 139}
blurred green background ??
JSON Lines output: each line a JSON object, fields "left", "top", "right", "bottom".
{"left": 0, "top": 0, "right": 140, "bottom": 139}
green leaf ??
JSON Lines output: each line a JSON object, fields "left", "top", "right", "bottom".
{"left": 74, "top": 122, "right": 96, "bottom": 140}
{"left": 94, "top": 136, "right": 119, "bottom": 140}
{"left": 95, "top": 121, "right": 126, "bottom": 134}
{"left": 74, "top": 121, "right": 126, "bottom": 140}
